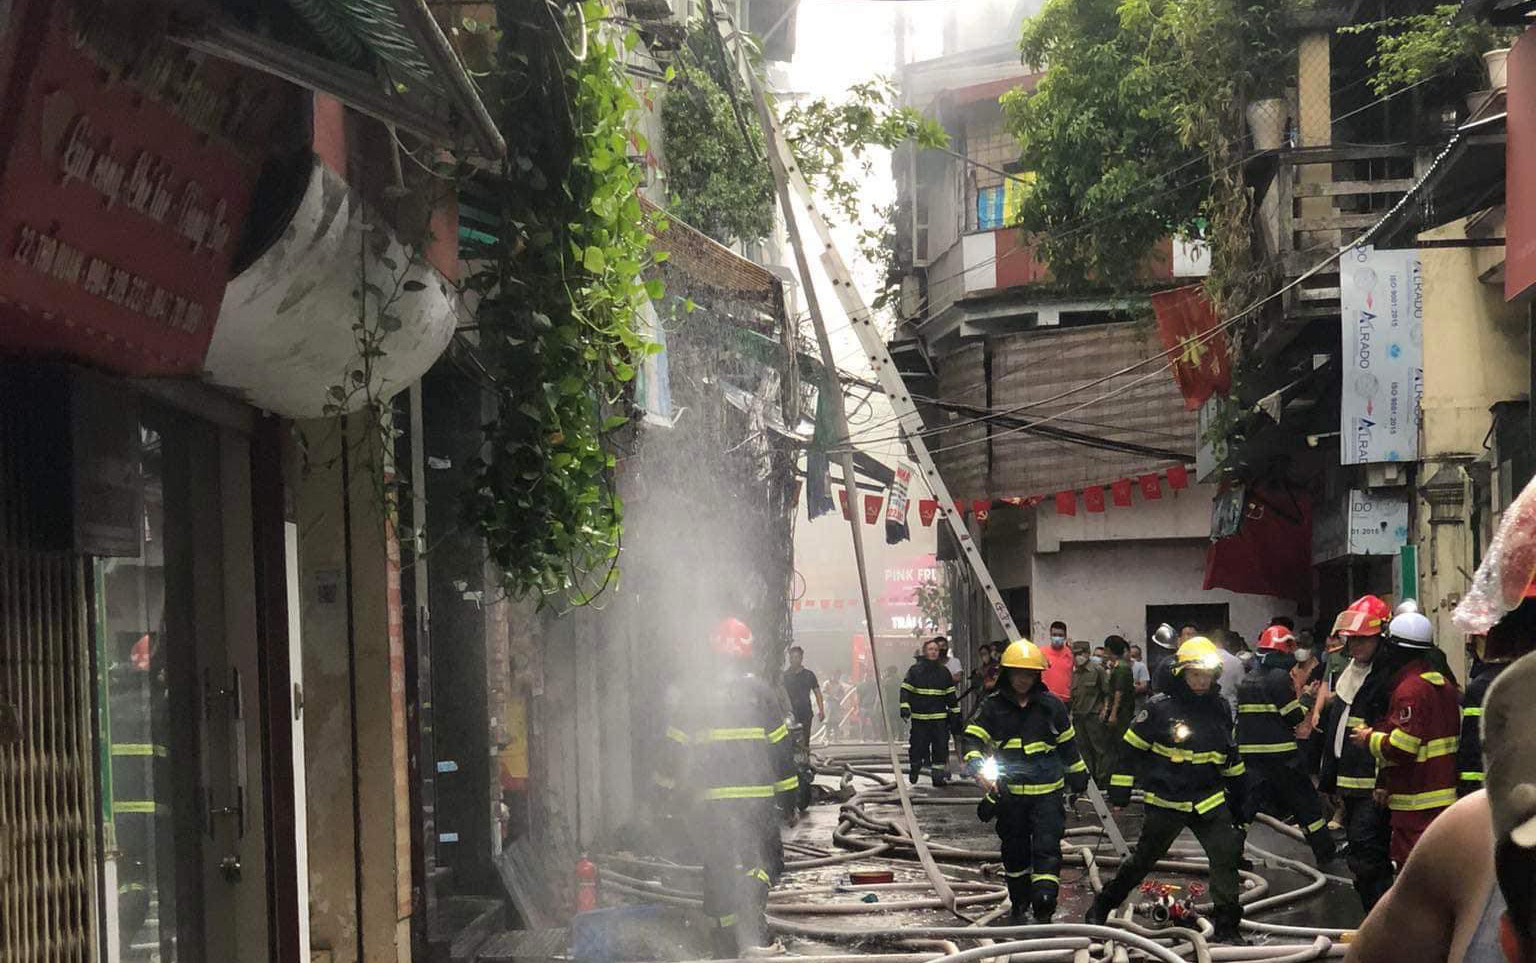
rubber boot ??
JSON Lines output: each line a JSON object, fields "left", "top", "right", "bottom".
{"left": 1210, "top": 907, "right": 1247, "bottom": 946}
{"left": 1031, "top": 890, "right": 1057, "bottom": 924}
{"left": 1005, "top": 875, "right": 1031, "bottom": 925}
{"left": 1084, "top": 895, "right": 1111, "bottom": 927}
{"left": 711, "top": 927, "right": 739, "bottom": 960}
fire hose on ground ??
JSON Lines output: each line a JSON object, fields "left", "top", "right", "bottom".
{"left": 600, "top": 748, "right": 1357, "bottom": 963}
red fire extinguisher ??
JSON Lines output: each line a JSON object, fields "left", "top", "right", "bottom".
{"left": 575, "top": 854, "right": 600, "bottom": 913}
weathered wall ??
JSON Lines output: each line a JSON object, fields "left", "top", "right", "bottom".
{"left": 1415, "top": 217, "right": 1526, "bottom": 678}
{"left": 1030, "top": 540, "right": 1294, "bottom": 647}
{"left": 295, "top": 413, "right": 412, "bottom": 963}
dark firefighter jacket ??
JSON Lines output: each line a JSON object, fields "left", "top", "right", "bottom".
{"left": 1458, "top": 661, "right": 1508, "bottom": 795}
{"left": 901, "top": 659, "right": 959, "bottom": 723}
{"left": 655, "top": 670, "right": 797, "bottom": 809}
{"left": 1366, "top": 659, "right": 1461, "bottom": 814}
{"left": 961, "top": 682, "right": 1089, "bottom": 797}
{"left": 1108, "top": 676, "right": 1247, "bottom": 817}
{"left": 1236, "top": 652, "right": 1304, "bottom": 762}
{"left": 1321, "top": 695, "right": 1378, "bottom": 796}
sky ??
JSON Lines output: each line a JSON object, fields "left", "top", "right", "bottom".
{"left": 778, "top": 0, "right": 964, "bottom": 663}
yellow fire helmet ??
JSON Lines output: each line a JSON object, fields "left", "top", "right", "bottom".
{"left": 999, "top": 639, "right": 1048, "bottom": 671}
{"left": 1173, "top": 636, "right": 1223, "bottom": 675}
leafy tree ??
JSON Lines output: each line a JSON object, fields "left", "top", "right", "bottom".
{"left": 1004, "top": 0, "right": 1296, "bottom": 309}
{"left": 661, "top": 23, "right": 948, "bottom": 249}
{"left": 1342, "top": 4, "right": 1517, "bottom": 95}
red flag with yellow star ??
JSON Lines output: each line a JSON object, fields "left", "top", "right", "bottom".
{"left": 1151, "top": 285, "right": 1231, "bottom": 411}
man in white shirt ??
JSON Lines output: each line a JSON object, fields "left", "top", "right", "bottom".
{"left": 1210, "top": 631, "right": 1245, "bottom": 717}
{"left": 1129, "top": 644, "right": 1152, "bottom": 708}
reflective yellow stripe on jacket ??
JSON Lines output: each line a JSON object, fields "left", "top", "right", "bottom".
{"left": 1144, "top": 790, "right": 1226, "bottom": 815}
{"left": 1387, "top": 787, "right": 1457, "bottom": 812}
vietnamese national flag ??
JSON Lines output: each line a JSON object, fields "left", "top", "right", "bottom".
{"left": 1111, "top": 479, "right": 1133, "bottom": 507}
{"left": 1139, "top": 474, "right": 1163, "bottom": 500}
{"left": 838, "top": 488, "right": 851, "bottom": 519}
{"left": 1168, "top": 465, "right": 1190, "bottom": 490}
{"left": 1055, "top": 491, "right": 1077, "bottom": 516}
{"left": 1084, "top": 486, "right": 1106, "bottom": 513}
{"left": 918, "top": 499, "right": 938, "bottom": 526}
{"left": 1151, "top": 285, "right": 1232, "bottom": 411}
{"left": 863, "top": 494, "right": 883, "bottom": 524}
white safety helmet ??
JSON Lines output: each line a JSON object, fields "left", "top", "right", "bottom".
{"left": 1151, "top": 623, "right": 1177, "bottom": 650}
{"left": 1395, "top": 598, "right": 1421, "bottom": 616}
{"left": 1388, "top": 609, "right": 1434, "bottom": 649}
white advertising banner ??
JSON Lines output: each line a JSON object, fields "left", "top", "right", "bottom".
{"left": 1340, "top": 246, "right": 1423, "bottom": 465}
{"left": 1346, "top": 489, "right": 1410, "bottom": 556}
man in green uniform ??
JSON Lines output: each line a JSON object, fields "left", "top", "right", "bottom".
{"left": 1103, "top": 636, "right": 1137, "bottom": 773}
{"left": 1068, "top": 639, "right": 1110, "bottom": 782}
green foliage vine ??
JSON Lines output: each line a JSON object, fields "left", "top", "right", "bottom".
{"left": 457, "top": 0, "right": 666, "bottom": 604}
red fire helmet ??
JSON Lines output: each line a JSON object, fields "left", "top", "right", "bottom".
{"left": 1334, "top": 595, "right": 1390, "bottom": 637}
{"left": 709, "top": 617, "right": 754, "bottom": 659}
{"left": 1256, "top": 625, "right": 1297, "bottom": 654}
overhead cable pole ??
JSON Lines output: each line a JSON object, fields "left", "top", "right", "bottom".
{"left": 711, "top": 3, "right": 1130, "bottom": 862}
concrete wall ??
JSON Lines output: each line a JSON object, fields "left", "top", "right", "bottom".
{"left": 1420, "top": 222, "right": 1527, "bottom": 458}
{"left": 295, "top": 413, "right": 413, "bottom": 963}
{"left": 1414, "top": 217, "right": 1527, "bottom": 679}
{"left": 1028, "top": 540, "right": 1295, "bottom": 647}
{"left": 980, "top": 485, "right": 1297, "bottom": 645}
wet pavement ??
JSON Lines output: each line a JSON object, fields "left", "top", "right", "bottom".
{"left": 600, "top": 745, "right": 1367, "bottom": 957}
{"left": 770, "top": 750, "right": 1367, "bottom": 946}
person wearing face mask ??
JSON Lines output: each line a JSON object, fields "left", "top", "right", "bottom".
{"left": 964, "top": 639, "right": 1089, "bottom": 923}
{"left": 1088, "top": 637, "right": 1250, "bottom": 943}
{"left": 1068, "top": 639, "right": 1111, "bottom": 783}
{"left": 1041, "top": 621, "right": 1075, "bottom": 701}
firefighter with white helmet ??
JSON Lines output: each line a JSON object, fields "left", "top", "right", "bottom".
{"left": 963, "top": 639, "right": 1089, "bottom": 923}
{"left": 1235, "top": 624, "right": 1338, "bottom": 864}
{"left": 654, "top": 617, "right": 797, "bottom": 957}
{"left": 1349, "top": 600, "right": 1462, "bottom": 868}
{"left": 1088, "top": 637, "right": 1250, "bottom": 943}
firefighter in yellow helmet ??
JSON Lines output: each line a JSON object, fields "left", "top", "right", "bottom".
{"left": 963, "top": 639, "right": 1089, "bottom": 923}
{"left": 1087, "top": 638, "right": 1250, "bottom": 943}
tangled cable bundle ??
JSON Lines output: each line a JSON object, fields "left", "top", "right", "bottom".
{"left": 600, "top": 744, "right": 1355, "bottom": 963}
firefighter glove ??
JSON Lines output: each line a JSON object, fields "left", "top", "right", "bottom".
{"left": 1107, "top": 784, "right": 1132, "bottom": 808}
{"left": 1066, "top": 770, "right": 1089, "bottom": 795}
{"left": 976, "top": 794, "right": 997, "bottom": 823}
{"left": 900, "top": 707, "right": 911, "bottom": 721}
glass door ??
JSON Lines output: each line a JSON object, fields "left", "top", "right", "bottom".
{"left": 95, "top": 404, "right": 266, "bottom": 963}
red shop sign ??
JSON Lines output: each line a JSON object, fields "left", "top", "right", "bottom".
{"left": 0, "top": 1, "right": 283, "bottom": 375}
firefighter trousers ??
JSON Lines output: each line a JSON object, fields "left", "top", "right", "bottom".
{"left": 908, "top": 719, "right": 950, "bottom": 784}
{"left": 697, "top": 803, "right": 775, "bottom": 958}
{"left": 997, "top": 790, "right": 1066, "bottom": 920}
{"left": 1095, "top": 804, "right": 1244, "bottom": 932}
{"left": 1342, "top": 794, "right": 1393, "bottom": 913}
{"left": 1389, "top": 806, "right": 1445, "bottom": 867}
{"left": 1247, "top": 757, "right": 1335, "bottom": 863}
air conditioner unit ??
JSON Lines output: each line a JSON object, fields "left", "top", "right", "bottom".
{"left": 1364, "top": 463, "right": 1406, "bottom": 489}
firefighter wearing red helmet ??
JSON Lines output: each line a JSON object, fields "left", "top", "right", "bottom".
{"left": 1234, "top": 624, "right": 1338, "bottom": 865}
{"left": 654, "top": 617, "right": 797, "bottom": 957}
{"left": 1326, "top": 595, "right": 1395, "bottom": 911}
{"left": 1349, "top": 600, "right": 1462, "bottom": 870}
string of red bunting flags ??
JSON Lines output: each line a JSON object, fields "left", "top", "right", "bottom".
{"left": 829, "top": 465, "right": 1192, "bottom": 526}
